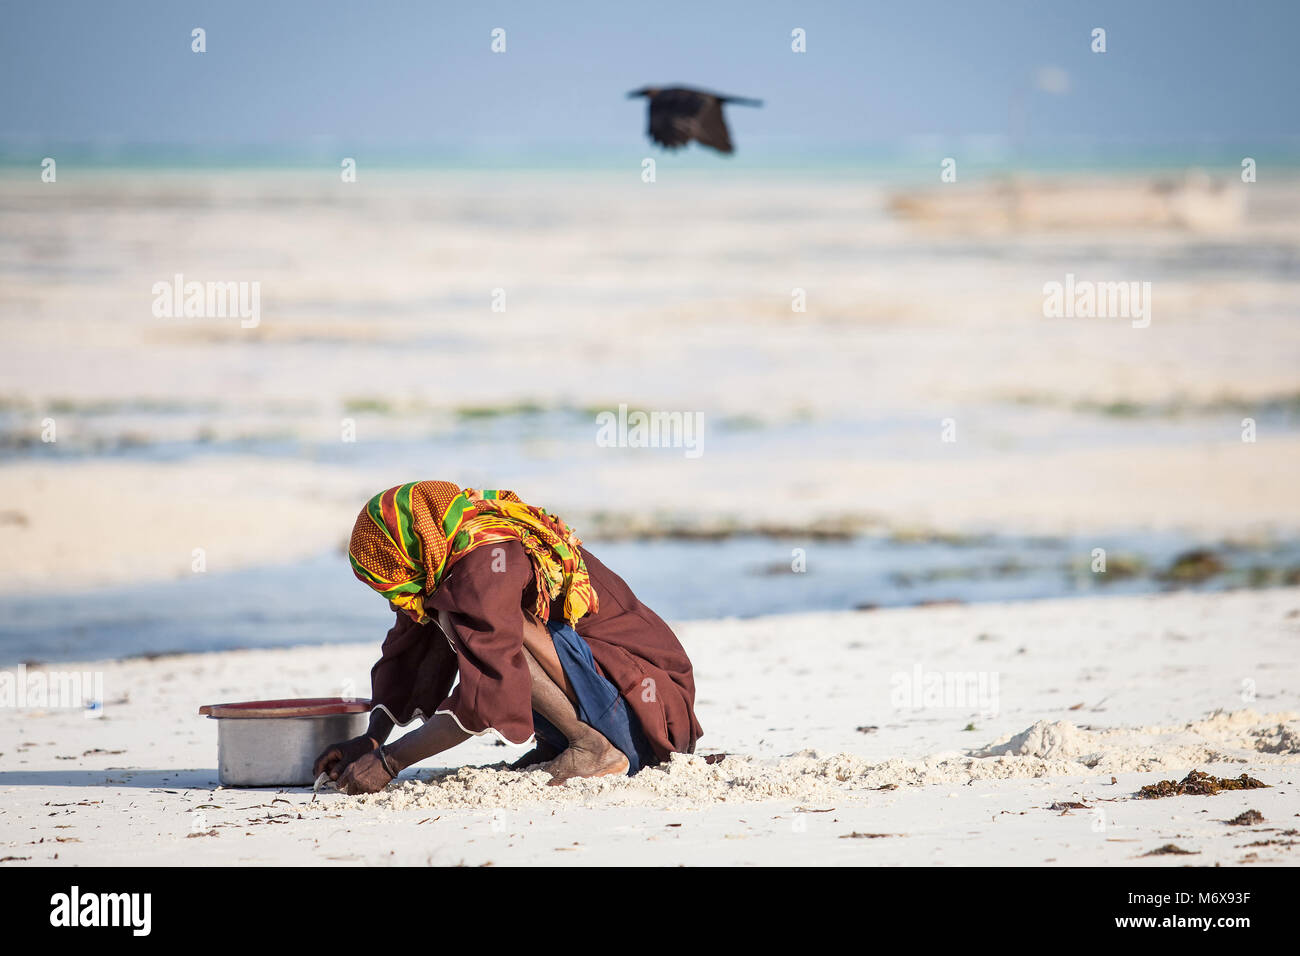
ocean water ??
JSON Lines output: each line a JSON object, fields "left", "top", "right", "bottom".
{"left": 2, "top": 163, "right": 1298, "bottom": 663}
{"left": 2, "top": 531, "right": 1297, "bottom": 665}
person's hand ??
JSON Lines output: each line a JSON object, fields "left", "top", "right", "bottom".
{"left": 336, "top": 750, "right": 395, "bottom": 795}
{"left": 312, "top": 734, "right": 377, "bottom": 781}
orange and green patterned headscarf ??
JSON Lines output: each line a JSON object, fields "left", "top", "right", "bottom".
{"left": 348, "top": 481, "right": 598, "bottom": 626}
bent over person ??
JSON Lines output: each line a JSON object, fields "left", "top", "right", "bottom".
{"left": 314, "top": 481, "right": 703, "bottom": 794}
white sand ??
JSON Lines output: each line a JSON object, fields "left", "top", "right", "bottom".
{"left": 0, "top": 457, "right": 367, "bottom": 592}
{"left": 3, "top": 587, "right": 1298, "bottom": 866}
{"left": 352, "top": 708, "right": 1298, "bottom": 814}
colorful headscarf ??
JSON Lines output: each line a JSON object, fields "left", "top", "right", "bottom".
{"left": 348, "top": 481, "right": 598, "bottom": 626}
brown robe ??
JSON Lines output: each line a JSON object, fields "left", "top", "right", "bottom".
{"left": 368, "top": 542, "right": 702, "bottom": 762}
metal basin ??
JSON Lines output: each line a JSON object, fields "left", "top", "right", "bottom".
{"left": 199, "top": 698, "right": 372, "bottom": 787}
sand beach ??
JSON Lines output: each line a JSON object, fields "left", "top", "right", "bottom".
{"left": 2, "top": 587, "right": 1298, "bottom": 867}
{"left": 2, "top": 167, "right": 1300, "bottom": 870}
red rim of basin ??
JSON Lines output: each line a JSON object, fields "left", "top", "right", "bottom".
{"left": 198, "top": 697, "right": 373, "bottom": 719}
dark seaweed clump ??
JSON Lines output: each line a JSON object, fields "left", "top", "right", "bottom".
{"left": 1137, "top": 770, "right": 1268, "bottom": 799}
{"left": 1142, "top": 844, "right": 1198, "bottom": 856}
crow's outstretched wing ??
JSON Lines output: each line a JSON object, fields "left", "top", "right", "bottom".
{"left": 691, "top": 97, "right": 733, "bottom": 153}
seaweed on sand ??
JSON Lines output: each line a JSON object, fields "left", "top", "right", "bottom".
{"left": 839, "top": 832, "right": 900, "bottom": 839}
{"left": 1141, "top": 844, "right": 1198, "bottom": 856}
{"left": 1137, "top": 770, "right": 1268, "bottom": 799}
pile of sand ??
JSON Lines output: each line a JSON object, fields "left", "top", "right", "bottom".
{"left": 972, "top": 719, "right": 1101, "bottom": 760}
{"left": 345, "top": 709, "right": 1300, "bottom": 812}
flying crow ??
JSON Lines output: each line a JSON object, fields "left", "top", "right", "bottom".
{"left": 627, "top": 85, "right": 763, "bottom": 154}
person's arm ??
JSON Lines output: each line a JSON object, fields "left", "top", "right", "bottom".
{"left": 384, "top": 712, "right": 471, "bottom": 769}
{"left": 334, "top": 711, "right": 472, "bottom": 794}
{"left": 313, "top": 608, "right": 456, "bottom": 781}
{"left": 422, "top": 547, "right": 537, "bottom": 746}
{"left": 312, "top": 614, "right": 407, "bottom": 781}
{"left": 333, "top": 546, "right": 538, "bottom": 793}
{"left": 366, "top": 707, "right": 395, "bottom": 745}
{"left": 335, "top": 615, "right": 471, "bottom": 793}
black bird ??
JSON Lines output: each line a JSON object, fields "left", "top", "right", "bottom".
{"left": 627, "top": 86, "right": 763, "bottom": 154}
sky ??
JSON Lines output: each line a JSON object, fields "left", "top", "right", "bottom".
{"left": 1, "top": 0, "right": 1297, "bottom": 161}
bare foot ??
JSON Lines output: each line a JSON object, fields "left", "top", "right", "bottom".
{"left": 540, "top": 733, "right": 629, "bottom": 785}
